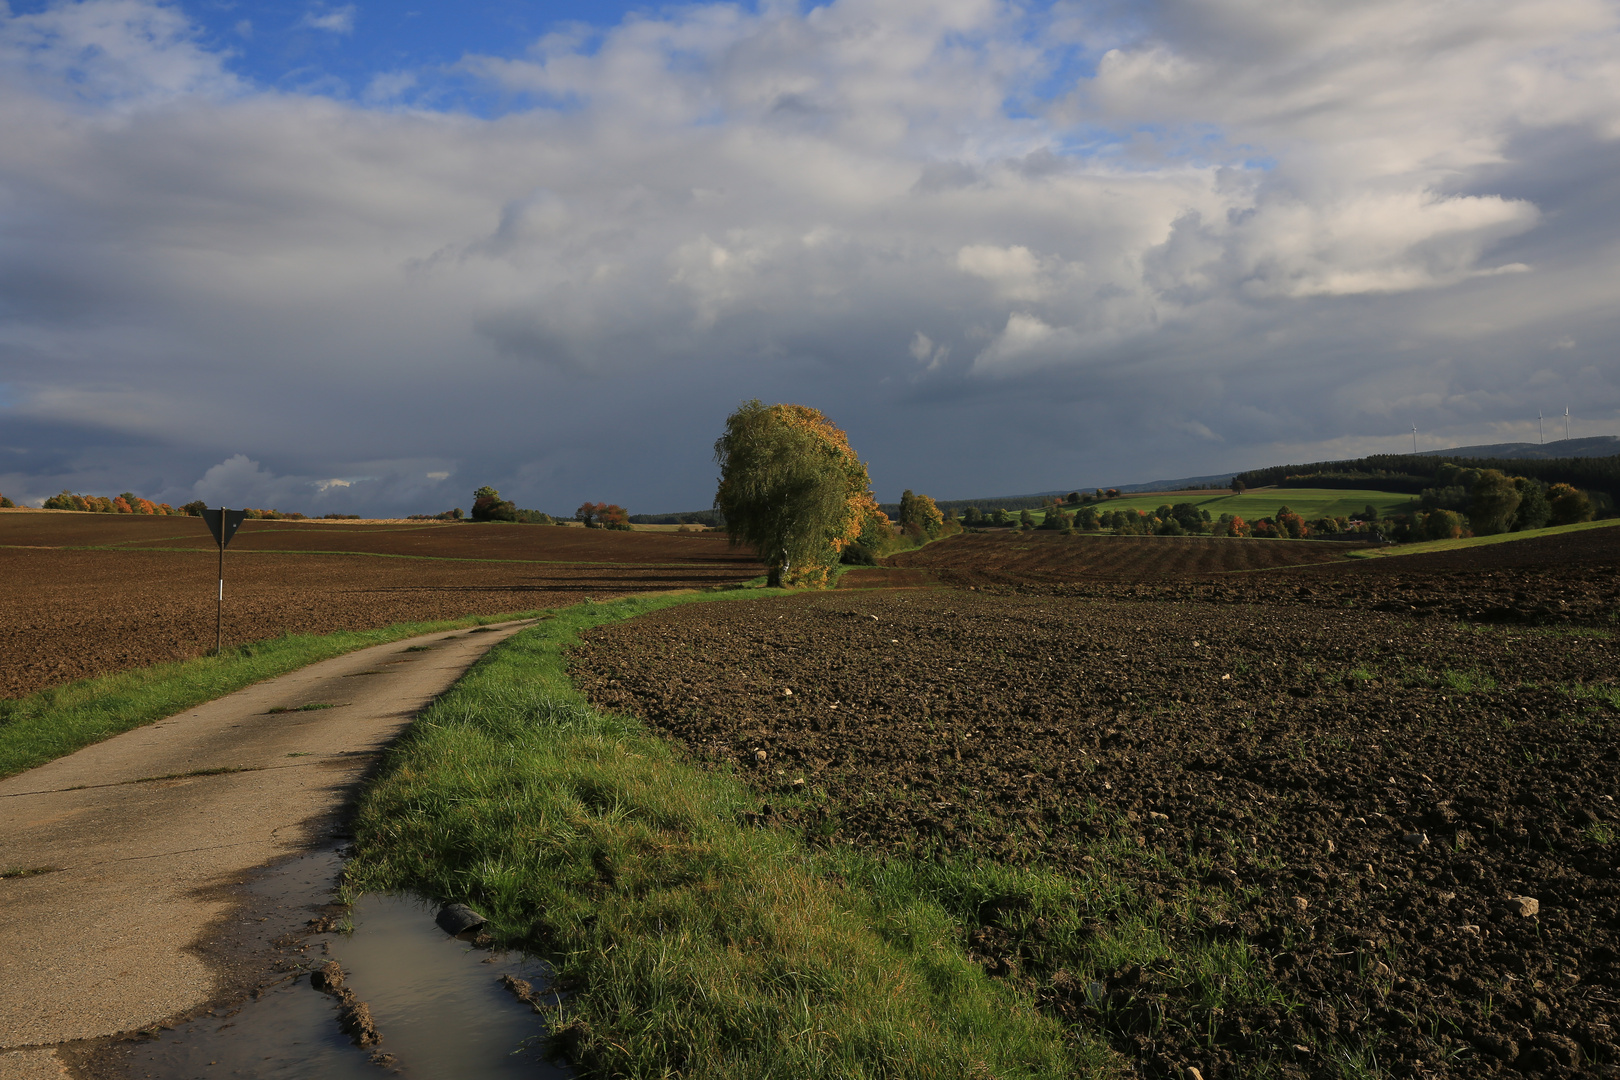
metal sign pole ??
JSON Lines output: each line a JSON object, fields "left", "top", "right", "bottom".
{"left": 201, "top": 507, "right": 246, "bottom": 657}
{"left": 216, "top": 533, "right": 224, "bottom": 657}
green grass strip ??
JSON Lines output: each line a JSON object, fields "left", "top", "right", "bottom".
{"left": 0, "top": 610, "right": 551, "bottom": 779}
{"left": 1343, "top": 516, "right": 1620, "bottom": 558}
{"left": 346, "top": 593, "right": 1087, "bottom": 1080}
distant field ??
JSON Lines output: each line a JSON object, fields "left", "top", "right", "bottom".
{"left": 0, "top": 512, "right": 763, "bottom": 698}
{"left": 1028, "top": 486, "right": 1415, "bottom": 523}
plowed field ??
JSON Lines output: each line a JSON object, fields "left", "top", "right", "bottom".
{"left": 879, "top": 532, "right": 1361, "bottom": 586}
{"left": 572, "top": 530, "right": 1620, "bottom": 1079}
{"left": 0, "top": 512, "right": 762, "bottom": 698}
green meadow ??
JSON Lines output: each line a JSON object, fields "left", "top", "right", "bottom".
{"left": 1035, "top": 486, "right": 1414, "bottom": 524}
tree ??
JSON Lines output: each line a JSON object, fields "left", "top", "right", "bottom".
{"left": 1065, "top": 491, "right": 1081, "bottom": 505}
{"left": 0, "top": 492, "right": 13, "bottom": 508}
{"left": 1230, "top": 477, "right": 1246, "bottom": 494}
{"left": 1547, "top": 483, "right": 1594, "bottom": 525}
{"left": 1512, "top": 479, "right": 1551, "bottom": 531}
{"left": 472, "top": 486, "right": 518, "bottom": 522}
{"left": 714, "top": 400, "right": 885, "bottom": 588}
{"left": 899, "top": 489, "right": 945, "bottom": 538}
{"left": 1467, "top": 469, "right": 1521, "bottom": 535}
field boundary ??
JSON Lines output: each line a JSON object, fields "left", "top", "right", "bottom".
{"left": 1343, "top": 516, "right": 1620, "bottom": 559}
{"left": 0, "top": 609, "right": 557, "bottom": 779}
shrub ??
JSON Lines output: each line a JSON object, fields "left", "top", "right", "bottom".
{"left": 1547, "top": 483, "right": 1594, "bottom": 525}
{"left": 1421, "top": 508, "right": 1467, "bottom": 540}
{"left": 840, "top": 541, "right": 879, "bottom": 565}
{"left": 0, "top": 493, "right": 13, "bottom": 508}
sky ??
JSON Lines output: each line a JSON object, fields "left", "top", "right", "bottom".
{"left": 1, "top": 0, "right": 1617, "bottom": 516}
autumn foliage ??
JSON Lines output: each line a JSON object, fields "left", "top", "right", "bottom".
{"left": 577, "top": 502, "right": 631, "bottom": 530}
{"left": 42, "top": 490, "right": 180, "bottom": 515}
{"left": 715, "top": 400, "right": 887, "bottom": 588}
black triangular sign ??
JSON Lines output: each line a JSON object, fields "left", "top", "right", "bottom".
{"left": 201, "top": 508, "right": 248, "bottom": 549}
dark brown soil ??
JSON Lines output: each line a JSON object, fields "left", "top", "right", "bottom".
{"left": 883, "top": 531, "right": 1362, "bottom": 585}
{"left": 571, "top": 533, "right": 1620, "bottom": 1079}
{"left": 1, "top": 513, "right": 762, "bottom": 698}
{"left": 887, "top": 528, "right": 1620, "bottom": 629}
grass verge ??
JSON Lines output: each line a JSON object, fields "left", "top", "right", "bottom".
{"left": 0, "top": 610, "right": 548, "bottom": 779}
{"left": 346, "top": 593, "right": 1095, "bottom": 1079}
{"left": 1344, "top": 516, "right": 1620, "bottom": 558}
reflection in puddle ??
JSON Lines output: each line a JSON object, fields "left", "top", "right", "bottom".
{"left": 128, "top": 852, "right": 570, "bottom": 1079}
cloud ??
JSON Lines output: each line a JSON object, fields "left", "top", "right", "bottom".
{"left": 0, "top": 0, "right": 1616, "bottom": 511}
{"left": 186, "top": 456, "right": 461, "bottom": 512}
{"left": 298, "top": 5, "right": 356, "bottom": 35}
{"left": 0, "top": 0, "right": 239, "bottom": 106}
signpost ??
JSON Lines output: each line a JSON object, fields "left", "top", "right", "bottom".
{"left": 200, "top": 508, "right": 247, "bottom": 656}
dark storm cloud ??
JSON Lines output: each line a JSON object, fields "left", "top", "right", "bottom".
{"left": 0, "top": 0, "right": 1616, "bottom": 515}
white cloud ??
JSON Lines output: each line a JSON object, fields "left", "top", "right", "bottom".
{"left": 299, "top": 6, "right": 356, "bottom": 35}
{"left": 0, "top": 0, "right": 239, "bottom": 106}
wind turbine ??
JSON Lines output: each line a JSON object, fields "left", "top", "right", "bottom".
{"left": 1565, "top": 406, "right": 1570, "bottom": 442}
{"left": 1539, "top": 410, "right": 1544, "bottom": 444}
{"left": 1412, "top": 423, "right": 1418, "bottom": 454}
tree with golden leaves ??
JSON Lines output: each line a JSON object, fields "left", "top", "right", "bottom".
{"left": 714, "top": 400, "right": 887, "bottom": 588}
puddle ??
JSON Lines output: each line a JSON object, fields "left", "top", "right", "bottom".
{"left": 126, "top": 851, "right": 571, "bottom": 1079}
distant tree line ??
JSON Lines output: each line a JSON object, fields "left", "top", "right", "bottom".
{"left": 878, "top": 488, "right": 1122, "bottom": 519}
{"left": 37, "top": 491, "right": 313, "bottom": 519}
{"left": 1232, "top": 451, "right": 1620, "bottom": 510}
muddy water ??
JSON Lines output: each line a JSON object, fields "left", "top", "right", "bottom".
{"left": 125, "top": 851, "right": 571, "bottom": 1079}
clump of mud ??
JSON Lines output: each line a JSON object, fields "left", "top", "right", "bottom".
{"left": 310, "top": 960, "right": 382, "bottom": 1049}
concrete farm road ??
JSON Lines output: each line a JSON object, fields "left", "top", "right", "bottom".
{"left": 0, "top": 620, "right": 536, "bottom": 1079}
